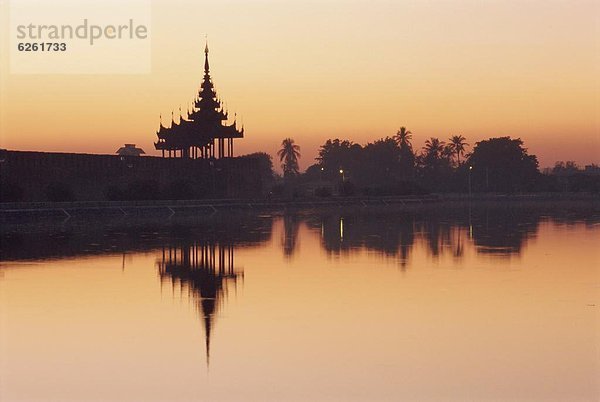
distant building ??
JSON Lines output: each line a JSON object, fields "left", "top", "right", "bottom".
{"left": 154, "top": 43, "right": 243, "bottom": 159}
{"left": 116, "top": 144, "right": 145, "bottom": 157}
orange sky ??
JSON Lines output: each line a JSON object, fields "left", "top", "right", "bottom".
{"left": 1, "top": 0, "right": 598, "bottom": 170}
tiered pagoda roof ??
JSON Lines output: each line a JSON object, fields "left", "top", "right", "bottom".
{"left": 155, "top": 43, "right": 243, "bottom": 158}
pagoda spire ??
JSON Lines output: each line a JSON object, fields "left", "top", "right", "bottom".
{"left": 204, "top": 39, "right": 210, "bottom": 74}
{"left": 204, "top": 313, "right": 212, "bottom": 368}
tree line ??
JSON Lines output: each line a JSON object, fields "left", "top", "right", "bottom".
{"left": 277, "top": 128, "right": 599, "bottom": 195}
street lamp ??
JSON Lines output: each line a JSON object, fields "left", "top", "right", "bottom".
{"left": 339, "top": 169, "right": 345, "bottom": 181}
{"left": 468, "top": 166, "right": 473, "bottom": 198}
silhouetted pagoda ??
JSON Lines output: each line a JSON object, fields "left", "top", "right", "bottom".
{"left": 155, "top": 43, "right": 243, "bottom": 159}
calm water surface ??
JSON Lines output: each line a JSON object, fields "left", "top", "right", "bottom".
{"left": 1, "top": 206, "right": 599, "bottom": 401}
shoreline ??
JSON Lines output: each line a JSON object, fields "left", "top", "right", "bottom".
{"left": 1, "top": 192, "right": 598, "bottom": 211}
{"left": 2, "top": 192, "right": 598, "bottom": 211}
{"left": 1, "top": 193, "right": 598, "bottom": 228}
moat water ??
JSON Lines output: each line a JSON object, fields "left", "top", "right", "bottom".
{"left": 1, "top": 205, "right": 599, "bottom": 401}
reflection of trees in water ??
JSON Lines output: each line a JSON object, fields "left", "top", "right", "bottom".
{"left": 315, "top": 214, "right": 411, "bottom": 256}
{"left": 308, "top": 212, "right": 417, "bottom": 268}
{"left": 397, "top": 220, "right": 415, "bottom": 267}
{"left": 157, "top": 240, "right": 240, "bottom": 366}
{"left": 453, "top": 226, "right": 465, "bottom": 259}
{"left": 416, "top": 218, "right": 446, "bottom": 257}
{"left": 308, "top": 205, "right": 568, "bottom": 265}
{"left": 472, "top": 207, "right": 539, "bottom": 255}
{"left": 414, "top": 217, "right": 469, "bottom": 259}
{"left": 281, "top": 214, "right": 300, "bottom": 258}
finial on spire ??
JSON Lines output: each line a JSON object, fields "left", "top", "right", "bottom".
{"left": 204, "top": 314, "right": 212, "bottom": 369}
{"left": 204, "top": 39, "right": 210, "bottom": 73}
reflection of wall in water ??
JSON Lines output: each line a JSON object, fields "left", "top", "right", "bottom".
{"left": 157, "top": 241, "right": 241, "bottom": 365}
{"left": 1, "top": 215, "right": 274, "bottom": 262}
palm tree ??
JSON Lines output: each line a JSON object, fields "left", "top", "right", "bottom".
{"left": 394, "top": 127, "right": 412, "bottom": 150}
{"left": 448, "top": 135, "right": 469, "bottom": 166}
{"left": 442, "top": 143, "right": 454, "bottom": 163}
{"left": 277, "top": 138, "right": 301, "bottom": 177}
{"left": 423, "top": 137, "right": 445, "bottom": 159}
{"left": 394, "top": 127, "right": 416, "bottom": 178}
{"left": 421, "top": 137, "right": 445, "bottom": 172}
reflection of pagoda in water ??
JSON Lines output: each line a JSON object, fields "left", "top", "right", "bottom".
{"left": 157, "top": 241, "right": 241, "bottom": 365}
{"left": 155, "top": 43, "right": 244, "bottom": 159}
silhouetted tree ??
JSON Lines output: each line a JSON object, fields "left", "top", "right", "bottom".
{"left": 316, "top": 139, "right": 362, "bottom": 179}
{"left": 422, "top": 137, "right": 445, "bottom": 163}
{"left": 394, "top": 127, "right": 415, "bottom": 178}
{"left": 420, "top": 137, "right": 452, "bottom": 173}
{"left": 415, "top": 137, "right": 455, "bottom": 191}
{"left": 314, "top": 136, "right": 426, "bottom": 194}
{"left": 466, "top": 137, "right": 539, "bottom": 192}
{"left": 442, "top": 144, "right": 454, "bottom": 164}
{"left": 552, "top": 161, "right": 580, "bottom": 176}
{"left": 277, "top": 138, "right": 301, "bottom": 178}
{"left": 361, "top": 137, "right": 401, "bottom": 182}
{"left": 448, "top": 135, "right": 469, "bottom": 166}
{"left": 242, "top": 152, "right": 274, "bottom": 189}
{"left": 394, "top": 126, "right": 412, "bottom": 149}
{"left": 548, "top": 161, "right": 600, "bottom": 193}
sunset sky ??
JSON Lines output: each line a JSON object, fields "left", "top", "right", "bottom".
{"left": 1, "top": 0, "right": 598, "bottom": 170}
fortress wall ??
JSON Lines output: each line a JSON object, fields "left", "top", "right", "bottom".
{"left": 0, "top": 150, "right": 264, "bottom": 201}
